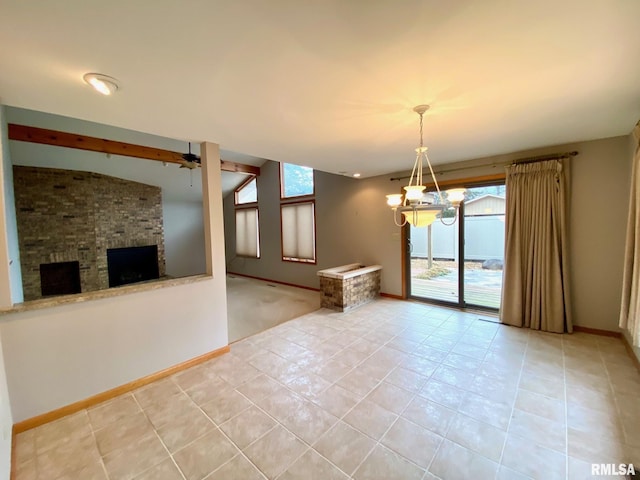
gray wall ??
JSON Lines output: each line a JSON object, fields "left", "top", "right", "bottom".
{"left": 225, "top": 135, "right": 634, "bottom": 332}
{"left": 225, "top": 161, "right": 367, "bottom": 289}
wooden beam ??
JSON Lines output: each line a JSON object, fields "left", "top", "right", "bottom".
{"left": 221, "top": 160, "right": 260, "bottom": 176}
{"left": 9, "top": 123, "right": 262, "bottom": 175}
{"left": 8, "top": 124, "right": 185, "bottom": 164}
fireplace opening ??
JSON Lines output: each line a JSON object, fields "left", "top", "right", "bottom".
{"left": 107, "top": 245, "right": 159, "bottom": 288}
{"left": 40, "top": 261, "right": 81, "bottom": 297}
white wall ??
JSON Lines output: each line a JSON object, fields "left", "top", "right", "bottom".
{"left": 225, "top": 136, "right": 634, "bottom": 332}
{"left": 0, "top": 106, "right": 15, "bottom": 480}
{"left": 0, "top": 121, "right": 229, "bottom": 423}
{"left": 5, "top": 106, "right": 206, "bottom": 279}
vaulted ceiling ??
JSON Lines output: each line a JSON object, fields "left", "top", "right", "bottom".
{"left": 1, "top": 1, "right": 639, "bottom": 178}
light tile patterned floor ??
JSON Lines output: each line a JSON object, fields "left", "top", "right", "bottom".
{"left": 13, "top": 299, "right": 640, "bottom": 480}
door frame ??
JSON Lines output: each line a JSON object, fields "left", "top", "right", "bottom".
{"left": 401, "top": 174, "right": 505, "bottom": 311}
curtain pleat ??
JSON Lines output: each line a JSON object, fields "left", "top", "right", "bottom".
{"left": 619, "top": 124, "right": 640, "bottom": 346}
{"left": 500, "top": 159, "right": 572, "bottom": 333}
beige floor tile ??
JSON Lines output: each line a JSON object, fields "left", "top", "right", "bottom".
{"left": 384, "top": 367, "right": 428, "bottom": 393}
{"left": 451, "top": 342, "right": 488, "bottom": 360}
{"left": 432, "top": 364, "right": 476, "bottom": 390}
{"left": 336, "top": 369, "right": 379, "bottom": 397}
{"left": 418, "top": 379, "right": 466, "bottom": 409}
{"left": 429, "top": 439, "right": 498, "bottom": 480}
{"left": 88, "top": 394, "right": 140, "bottom": 430}
{"left": 400, "top": 353, "right": 439, "bottom": 377}
{"left": 380, "top": 417, "right": 442, "bottom": 468}
{"left": 279, "top": 449, "right": 349, "bottom": 480}
{"left": 314, "top": 421, "right": 376, "bottom": 476}
{"left": 353, "top": 444, "right": 424, "bottom": 480}
{"left": 495, "top": 465, "right": 533, "bottom": 480}
{"left": 443, "top": 352, "right": 483, "bottom": 371}
{"left": 200, "top": 388, "right": 252, "bottom": 425}
{"left": 311, "top": 384, "right": 361, "bottom": 417}
{"left": 568, "top": 427, "right": 628, "bottom": 464}
{"left": 567, "top": 403, "right": 622, "bottom": 437}
{"left": 567, "top": 455, "right": 617, "bottom": 480}
{"left": 235, "top": 374, "right": 282, "bottom": 403}
{"left": 143, "top": 391, "right": 200, "bottom": 429}
{"left": 33, "top": 410, "right": 92, "bottom": 455}
{"left": 173, "top": 429, "right": 239, "bottom": 480}
{"left": 14, "top": 459, "right": 37, "bottom": 480}
{"left": 365, "top": 382, "right": 414, "bottom": 415}
{"left": 253, "top": 385, "right": 306, "bottom": 422}
{"left": 217, "top": 361, "right": 261, "bottom": 387}
{"left": 14, "top": 430, "right": 35, "bottom": 466}
{"left": 518, "top": 371, "right": 565, "bottom": 400}
{"left": 467, "top": 374, "right": 518, "bottom": 404}
{"left": 458, "top": 391, "right": 512, "bottom": 430}
{"left": 172, "top": 364, "right": 216, "bottom": 391}
{"left": 94, "top": 411, "right": 154, "bottom": 456}
{"left": 134, "top": 379, "right": 181, "bottom": 408}
{"left": 285, "top": 372, "right": 332, "bottom": 398}
{"left": 183, "top": 375, "right": 234, "bottom": 406}
{"left": 412, "top": 343, "right": 449, "bottom": 362}
{"left": 156, "top": 407, "right": 215, "bottom": 453}
{"left": 277, "top": 397, "right": 338, "bottom": 444}
{"left": 445, "top": 413, "right": 506, "bottom": 462}
{"left": 219, "top": 406, "right": 277, "bottom": 449}
{"left": 36, "top": 434, "right": 101, "bottom": 480}
{"left": 502, "top": 432, "right": 566, "bottom": 480}
{"left": 386, "top": 335, "right": 421, "bottom": 354}
{"left": 103, "top": 433, "right": 169, "bottom": 480}
{"left": 343, "top": 399, "right": 397, "bottom": 440}
{"left": 401, "top": 396, "right": 455, "bottom": 436}
{"left": 243, "top": 425, "right": 306, "bottom": 479}
{"left": 310, "top": 358, "right": 353, "bottom": 383}
{"left": 509, "top": 408, "right": 566, "bottom": 453}
{"left": 132, "top": 458, "right": 183, "bottom": 480}
{"left": 206, "top": 454, "right": 265, "bottom": 480}
{"left": 514, "top": 388, "right": 565, "bottom": 424}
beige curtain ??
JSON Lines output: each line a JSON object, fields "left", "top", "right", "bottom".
{"left": 500, "top": 159, "right": 572, "bottom": 333}
{"left": 619, "top": 122, "right": 640, "bottom": 346}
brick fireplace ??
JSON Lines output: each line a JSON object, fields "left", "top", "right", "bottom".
{"left": 13, "top": 166, "right": 166, "bottom": 301}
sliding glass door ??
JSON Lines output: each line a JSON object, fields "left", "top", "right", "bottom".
{"left": 407, "top": 183, "right": 505, "bottom": 311}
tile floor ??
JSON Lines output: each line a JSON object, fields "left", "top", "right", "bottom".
{"left": 13, "top": 299, "right": 640, "bottom": 480}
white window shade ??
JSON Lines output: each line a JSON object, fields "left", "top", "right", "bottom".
{"left": 281, "top": 202, "right": 315, "bottom": 261}
{"left": 236, "top": 208, "right": 259, "bottom": 257}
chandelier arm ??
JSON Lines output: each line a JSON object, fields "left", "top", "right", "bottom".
{"left": 392, "top": 208, "right": 407, "bottom": 227}
{"left": 439, "top": 208, "right": 459, "bottom": 226}
{"left": 409, "top": 151, "right": 420, "bottom": 187}
{"left": 423, "top": 150, "right": 443, "bottom": 202}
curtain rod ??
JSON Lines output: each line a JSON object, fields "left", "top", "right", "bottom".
{"left": 390, "top": 150, "right": 579, "bottom": 181}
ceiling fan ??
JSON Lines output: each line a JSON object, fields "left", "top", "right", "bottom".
{"left": 179, "top": 142, "right": 201, "bottom": 169}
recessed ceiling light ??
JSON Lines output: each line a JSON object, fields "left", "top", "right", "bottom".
{"left": 83, "top": 73, "right": 119, "bottom": 96}
{"left": 353, "top": 173, "right": 361, "bottom": 178}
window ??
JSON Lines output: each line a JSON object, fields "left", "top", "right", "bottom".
{"left": 281, "top": 202, "right": 315, "bottom": 263}
{"left": 280, "top": 163, "right": 316, "bottom": 263}
{"left": 235, "top": 176, "right": 257, "bottom": 205}
{"left": 234, "top": 176, "right": 259, "bottom": 258}
{"left": 280, "top": 163, "right": 314, "bottom": 198}
{"left": 235, "top": 208, "right": 260, "bottom": 258}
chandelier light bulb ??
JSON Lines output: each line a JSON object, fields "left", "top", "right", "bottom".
{"left": 386, "top": 194, "right": 403, "bottom": 207}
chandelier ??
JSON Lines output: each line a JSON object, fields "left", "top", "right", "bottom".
{"left": 386, "top": 105, "right": 465, "bottom": 227}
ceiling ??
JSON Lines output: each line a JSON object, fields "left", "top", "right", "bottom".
{"left": 1, "top": 1, "right": 639, "bottom": 178}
